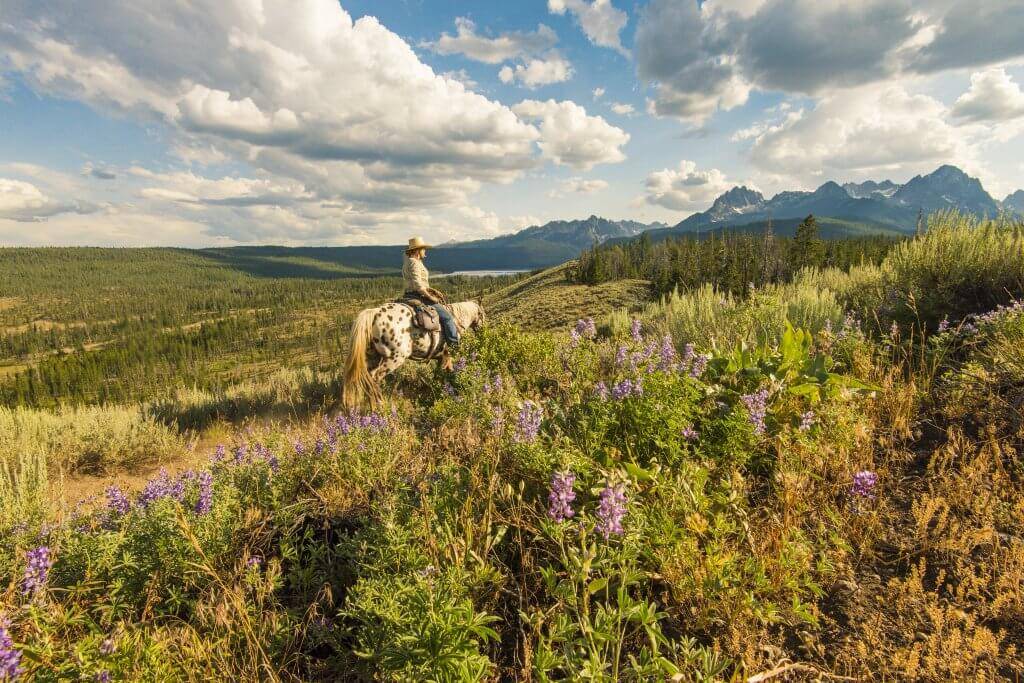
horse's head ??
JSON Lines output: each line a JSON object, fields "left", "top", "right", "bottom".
{"left": 452, "top": 300, "right": 486, "bottom": 331}
{"left": 471, "top": 299, "right": 487, "bottom": 330}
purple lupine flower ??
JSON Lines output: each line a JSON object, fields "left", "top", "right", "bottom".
{"left": 233, "top": 444, "right": 249, "bottom": 464}
{"left": 610, "top": 378, "right": 633, "bottom": 400}
{"left": 630, "top": 318, "right": 642, "bottom": 342}
{"left": 491, "top": 407, "right": 505, "bottom": 433}
{"left": 266, "top": 454, "right": 280, "bottom": 474}
{"left": 443, "top": 382, "right": 456, "bottom": 396}
{"left": 194, "top": 471, "right": 213, "bottom": 515}
{"left": 547, "top": 471, "right": 576, "bottom": 523}
{"left": 454, "top": 357, "right": 467, "bottom": 372}
{"left": 294, "top": 440, "right": 305, "bottom": 456}
{"left": 23, "top": 546, "right": 52, "bottom": 598}
{"left": 0, "top": 616, "right": 23, "bottom": 681}
{"left": 610, "top": 378, "right": 643, "bottom": 400}
{"left": 99, "top": 637, "right": 116, "bottom": 656}
{"left": 798, "top": 411, "right": 815, "bottom": 432}
{"left": 105, "top": 486, "right": 131, "bottom": 516}
{"left": 138, "top": 469, "right": 172, "bottom": 508}
{"left": 850, "top": 470, "right": 878, "bottom": 500}
{"left": 937, "top": 316, "right": 950, "bottom": 333}
{"left": 514, "top": 401, "right": 543, "bottom": 443}
{"left": 681, "top": 426, "right": 698, "bottom": 440}
{"left": 595, "top": 484, "right": 627, "bottom": 539}
{"left": 492, "top": 375, "right": 503, "bottom": 393}
{"left": 314, "top": 438, "right": 326, "bottom": 455}
{"left": 740, "top": 388, "right": 769, "bottom": 435}
{"left": 573, "top": 318, "right": 597, "bottom": 341}
{"left": 95, "top": 671, "right": 110, "bottom": 683}
{"left": 658, "top": 335, "right": 676, "bottom": 370}
{"left": 569, "top": 327, "right": 581, "bottom": 347}
{"left": 593, "top": 381, "right": 609, "bottom": 400}
{"left": 615, "top": 345, "right": 628, "bottom": 366}
{"left": 212, "top": 444, "right": 226, "bottom": 464}
{"left": 689, "top": 354, "right": 708, "bottom": 379}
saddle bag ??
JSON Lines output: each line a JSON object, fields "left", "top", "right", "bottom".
{"left": 397, "top": 295, "right": 441, "bottom": 332}
{"left": 416, "top": 306, "right": 441, "bottom": 331}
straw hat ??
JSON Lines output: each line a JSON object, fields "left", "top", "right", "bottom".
{"left": 404, "top": 236, "right": 433, "bottom": 254}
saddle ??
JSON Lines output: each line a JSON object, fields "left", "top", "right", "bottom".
{"left": 396, "top": 294, "right": 443, "bottom": 332}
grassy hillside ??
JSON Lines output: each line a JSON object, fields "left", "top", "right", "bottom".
{"left": 0, "top": 248, "right": 520, "bottom": 408}
{"left": 3, "top": 214, "right": 1024, "bottom": 680}
{"left": 485, "top": 263, "right": 652, "bottom": 330}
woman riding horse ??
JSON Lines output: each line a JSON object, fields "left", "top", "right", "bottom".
{"left": 402, "top": 236, "right": 460, "bottom": 351}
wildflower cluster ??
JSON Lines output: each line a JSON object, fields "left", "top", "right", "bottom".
{"left": 23, "top": 546, "right": 52, "bottom": 598}
{"left": 547, "top": 471, "right": 576, "bottom": 523}
{"left": 570, "top": 318, "right": 597, "bottom": 346}
{"left": 798, "top": 411, "right": 815, "bottom": 432}
{"left": 483, "top": 374, "right": 503, "bottom": 393}
{"left": 514, "top": 401, "right": 543, "bottom": 443}
{"left": 595, "top": 484, "right": 627, "bottom": 539}
{"left": 850, "top": 470, "right": 878, "bottom": 500}
{"left": 593, "top": 381, "right": 609, "bottom": 400}
{"left": 194, "top": 471, "right": 214, "bottom": 515}
{"left": 630, "top": 318, "right": 643, "bottom": 342}
{"left": 678, "top": 343, "right": 708, "bottom": 378}
{"left": 741, "top": 388, "right": 769, "bottom": 435}
{"left": 610, "top": 378, "right": 643, "bottom": 400}
{"left": 105, "top": 486, "right": 131, "bottom": 516}
{"left": 0, "top": 616, "right": 22, "bottom": 681}
{"left": 681, "top": 426, "right": 698, "bottom": 440}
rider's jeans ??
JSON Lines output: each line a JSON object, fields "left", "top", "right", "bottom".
{"left": 433, "top": 304, "right": 459, "bottom": 345}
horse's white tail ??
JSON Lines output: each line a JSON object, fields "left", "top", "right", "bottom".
{"left": 343, "top": 308, "right": 379, "bottom": 409}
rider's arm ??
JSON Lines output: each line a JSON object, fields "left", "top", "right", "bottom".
{"left": 409, "top": 260, "right": 436, "bottom": 301}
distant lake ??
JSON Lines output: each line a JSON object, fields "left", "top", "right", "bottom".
{"left": 439, "top": 269, "right": 529, "bottom": 277}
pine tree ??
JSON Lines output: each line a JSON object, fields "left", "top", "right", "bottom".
{"left": 791, "top": 214, "right": 824, "bottom": 272}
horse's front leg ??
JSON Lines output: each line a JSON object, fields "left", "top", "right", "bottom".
{"left": 438, "top": 350, "right": 454, "bottom": 372}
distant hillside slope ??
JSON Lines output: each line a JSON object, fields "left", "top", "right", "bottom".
{"left": 484, "top": 263, "right": 651, "bottom": 331}
{"left": 194, "top": 216, "right": 663, "bottom": 274}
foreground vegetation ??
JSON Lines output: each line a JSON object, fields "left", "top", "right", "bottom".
{"left": 2, "top": 212, "right": 1023, "bottom": 680}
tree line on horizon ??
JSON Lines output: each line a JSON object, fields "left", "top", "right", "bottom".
{"left": 571, "top": 215, "right": 900, "bottom": 295}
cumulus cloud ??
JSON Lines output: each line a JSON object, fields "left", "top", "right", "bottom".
{"left": 0, "top": 0, "right": 638, "bottom": 244}
{"left": 643, "top": 160, "right": 733, "bottom": 211}
{"left": 441, "top": 69, "right": 479, "bottom": 91}
{"left": 952, "top": 68, "right": 1024, "bottom": 123}
{"left": 513, "top": 99, "right": 629, "bottom": 170}
{"left": 610, "top": 102, "right": 635, "bottom": 116}
{"left": 0, "top": 177, "right": 99, "bottom": 222}
{"left": 548, "top": 176, "right": 609, "bottom": 198}
{"left": 739, "top": 85, "right": 977, "bottom": 187}
{"left": 499, "top": 53, "right": 574, "bottom": 88}
{"left": 425, "top": 17, "right": 558, "bottom": 64}
{"left": 592, "top": 87, "right": 605, "bottom": 100}
{"left": 634, "top": 0, "right": 1024, "bottom": 124}
{"left": 548, "top": 0, "right": 629, "bottom": 56}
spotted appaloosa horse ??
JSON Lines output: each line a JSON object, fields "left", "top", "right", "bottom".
{"left": 342, "top": 300, "right": 486, "bottom": 408}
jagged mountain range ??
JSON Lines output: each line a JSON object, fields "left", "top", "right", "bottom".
{"left": 673, "top": 164, "right": 1016, "bottom": 235}
{"left": 202, "top": 165, "right": 1020, "bottom": 274}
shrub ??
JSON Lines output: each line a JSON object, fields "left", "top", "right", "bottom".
{"left": 883, "top": 211, "right": 1024, "bottom": 329}
{"left": 0, "top": 405, "right": 185, "bottom": 476}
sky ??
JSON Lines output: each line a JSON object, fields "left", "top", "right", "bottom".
{"left": 1, "top": 0, "right": 1023, "bottom": 247}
